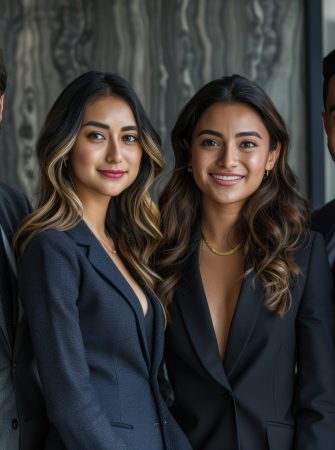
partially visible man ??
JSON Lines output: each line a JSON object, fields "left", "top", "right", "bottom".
{"left": 0, "top": 48, "right": 47, "bottom": 450}
{"left": 312, "top": 49, "right": 335, "bottom": 275}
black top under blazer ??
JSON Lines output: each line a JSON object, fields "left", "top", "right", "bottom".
{"left": 165, "top": 231, "right": 335, "bottom": 450}
{"left": 19, "top": 220, "right": 191, "bottom": 450}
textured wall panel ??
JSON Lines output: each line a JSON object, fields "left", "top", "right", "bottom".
{"left": 0, "top": 0, "right": 306, "bottom": 201}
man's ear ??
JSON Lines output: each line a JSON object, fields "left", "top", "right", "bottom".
{"left": 0, "top": 94, "right": 4, "bottom": 123}
{"left": 322, "top": 111, "right": 328, "bottom": 134}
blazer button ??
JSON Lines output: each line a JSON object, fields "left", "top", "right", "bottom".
{"left": 12, "top": 418, "right": 19, "bottom": 430}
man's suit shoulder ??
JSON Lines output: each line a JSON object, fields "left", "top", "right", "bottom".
{"left": 0, "top": 182, "right": 31, "bottom": 234}
{"left": 0, "top": 182, "right": 30, "bottom": 211}
{"left": 311, "top": 199, "right": 335, "bottom": 241}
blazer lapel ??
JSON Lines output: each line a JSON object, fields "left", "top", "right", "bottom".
{"left": 0, "top": 225, "right": 15, "bottom": 354}
{"left": 0, "top": 298, "right": 11, "bottom": 354}
{"left": 177, "top": 245, "right": 231, "bottom": 391}
{"left": 66, "top": 221, "right": 151, "bottom": 368}
{"left": 13, "top": 294, "right": 26, "bottom": 358}
{"left": 223, "top": 268, "right": 263, "bottom": 378}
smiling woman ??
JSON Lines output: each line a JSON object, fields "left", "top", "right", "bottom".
{"left": 190, "top": 102, "right": 279, "bottom": 211}
{"left": 12, "top": 71, "right": 192, "bottom": 450}
{"left": 70, "top": 96, "right": 143, "bottom": 203}
{"left": 155, "top": 74, "right": 335, "bottom": 450}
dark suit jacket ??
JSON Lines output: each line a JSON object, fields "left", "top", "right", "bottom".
{"left": 19, "top": 220, "right": 192, "bottom": 450}
{"left": 165, "top": 231, "right": 335, "bottom": 450}
{"left": 0, "top": 182, "right": 47, "bottom": 450}
{"left": 312, "top": 199, "right": 335, "bottom": 275}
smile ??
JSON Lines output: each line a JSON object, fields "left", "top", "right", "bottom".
{"left": 210, "top": 173, "right": 244, "bottom": 186}
{"left": 98, "top": 170, "right": 126, "bottom": 179}
{"left": 211, "top": 174, "right": 243, "bottom": 181}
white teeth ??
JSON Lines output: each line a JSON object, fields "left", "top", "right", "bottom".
{"left": 212, "top": 174, "right": 242, "bottom": 181}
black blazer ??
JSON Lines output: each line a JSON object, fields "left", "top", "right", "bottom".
{"left": 0, "top": 182, "right": 47, "bottom": 450}
{"left": 165, "top": 231, "right": 335, "bottom": 450}
{"left": 312, "top": 199, "right": 335, "bottom": 241}
{"left": 19, "top": 220, "right": 191, "bottom": 450}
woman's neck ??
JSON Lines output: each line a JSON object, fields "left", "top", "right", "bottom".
{"left": 201, "top": 201, "right": 241, "bottom": 249}
{"left": 81, "top": 197, "right": 110, "bottom": 239}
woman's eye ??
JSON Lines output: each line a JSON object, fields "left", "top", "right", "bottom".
{"left": 240, "top": 141, "right": 256, "bottom": 150}
{"left": 88, "top": 132, "right": 105, "bottom": 141}
{"left": 122, "top": 134, "right": 138, "bottom": 143}
{"left": 201, "top": 139, "right": 220, "bottom": 147}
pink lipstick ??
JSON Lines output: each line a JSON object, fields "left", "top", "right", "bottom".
{"left": 98, "top": 170, "right": 126, "bottom": 179}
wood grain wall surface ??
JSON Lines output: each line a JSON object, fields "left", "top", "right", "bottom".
{"left": 0, "top": 0, "right": 305, "bottom": 201}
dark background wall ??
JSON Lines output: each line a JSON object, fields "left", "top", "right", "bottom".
{"left": 0, "top": 0, "right": 306, "bottom": 203}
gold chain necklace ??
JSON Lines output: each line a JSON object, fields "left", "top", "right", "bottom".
{"left": 202, "top": 234, "right": 240, "bottom": 256}
{"left": 97, "top": 236, "right": 117, "bottom": 255}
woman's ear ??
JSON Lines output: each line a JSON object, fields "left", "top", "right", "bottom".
{"left": 266, "top": 144, "right": 280, "bottom": 171}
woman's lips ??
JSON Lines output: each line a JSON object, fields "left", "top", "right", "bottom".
{"left": 98, "top": 170, "right": 126, "bottom": 179}
{"left": 210, "top": 173, "right": 244, "bottom": 186}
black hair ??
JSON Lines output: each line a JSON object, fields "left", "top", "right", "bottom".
{"left": 323, "top": 49, "right": 335, "bottom": 109}
{"left": 0, "top": 48, "right": 7, "bottom": 94}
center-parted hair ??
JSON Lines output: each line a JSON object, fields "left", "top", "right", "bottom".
{"left": 155, "top": 74, "right": 310, "bottom": 317}
{"left": 15, "top": 71, "right": 164, "bottom": 291}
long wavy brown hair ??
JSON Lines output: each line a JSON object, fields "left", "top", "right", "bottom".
{"left": 155, "top": 74, "right": 310, "bottom": 317}
{"left": 14, "top": 71, "right": 164, "bottom": 292}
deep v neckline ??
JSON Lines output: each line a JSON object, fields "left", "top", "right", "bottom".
{"left": 82, "top": 221, "right": 149, "bottom": 318}
{"left": 197, "top": 253, "right": 243, "bottom": 362}
{"left": 176, "top": 240, "right": 264, "bottom": 387}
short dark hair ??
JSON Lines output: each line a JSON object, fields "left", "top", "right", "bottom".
{"left": 323, "top": 49, "right": 335, "bottom": 109}
{"left": 0, "top": 48, "right": 7, "bottom": 94}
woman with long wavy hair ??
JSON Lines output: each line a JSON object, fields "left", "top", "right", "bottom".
{"left": 14, "top": 71, "right": 191, "bottom": 450}
{"left": 155, "top": 74, "right": 335, "bottom": 450}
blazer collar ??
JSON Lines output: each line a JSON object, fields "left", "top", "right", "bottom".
{"left": 65, "top": 220, "right": 161, "bottom": 370}
{"left": 223, "top": 268, "right": 263, "bottom": 377}
{"left": 177, "top": 240, "right": 262, "bottom": 387}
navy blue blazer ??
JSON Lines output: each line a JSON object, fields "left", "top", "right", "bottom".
{"left": 19, "top": 220, "right": 191, "bottom": 450}
{"left": 165, "top": 231, "right": 335, "bottom": 450}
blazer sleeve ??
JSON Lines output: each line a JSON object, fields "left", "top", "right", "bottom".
{"left": 18, "top": 231, "right": 127, "bottom": 450}
{"left": 294, "top": 232, "right": 335, "bottom": 449}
